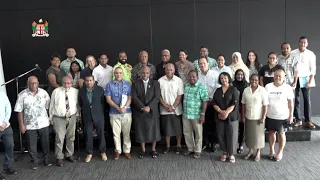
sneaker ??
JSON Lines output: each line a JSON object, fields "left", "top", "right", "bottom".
{"left": 85, "top": 154, "right": 92, "bottom": 163}
{"left": 44, "top": 161, "right": 52, "bottom": 167}
{"left": 93, "top": 130, "right": 98, "bottom": 138}
{"left": 101, "top": 153, "right": 108, "bottom": 161}
{"left": 193, "top": 152, "right": 201, "bottom": 159}
{"left": 294, "top": 120, "right": 302, "bottom": 127}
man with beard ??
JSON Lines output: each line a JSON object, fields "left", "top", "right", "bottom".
{"left": 193, "top": 46, "right": 217, "bottom": 72}
{"left": 78, "top": 75, "right": 107, "bottom": 162}
{"left": 92, "top": 53, "right": 113, "bottom": 90}
{"left": 277, "top": 42, "right": 299, "bottom": 87}
{"left": 113, "top": 51, "right": 132, "bottom": 83}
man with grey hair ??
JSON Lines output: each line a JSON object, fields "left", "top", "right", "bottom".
{"left": 15, "top": 76, "right": 51, "bottom": 170}
{"left": 155, "top": 49, "right": 179, "bottom": 80}
{"left": 50, "top": 76, "right": 79, "bottom": 166}
{"left": 131, "top": 51, "right": 157, "bottom": 83}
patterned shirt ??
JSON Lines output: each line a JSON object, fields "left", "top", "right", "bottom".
{"left": 14, "top": 88, "right": 50, "bottom": 130}
{"left": 278, "top": 54, "right": 298, "bottom": 85}
{"left": 131, "top": 62, "right": 157, "bottom": 82}
{"left": 105, "top": 80, "right": 132, "bottom": 114}
{"left": 183, "top": 82, "right": 208, "bottom": 120}
{"left": 175, "top": 60, "right": 195, "bottom": 84}
{"left": 113, "top": 62, "right": 133, "bottom": 83}
{"left": 193, "top": 56, "right": 217, "bottom": 72}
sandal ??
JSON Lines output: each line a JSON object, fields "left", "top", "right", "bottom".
{"left": 139, "top": 151, "right": 145, "bottom": 159}
{"left": 220, "top": 153, "right": 227, "bottom": 162}
{"left": 151, "top": 151, "right": 159, "bottom": 159}
{"left": 268, "top": 154, "right": 274, "bottom": 160}
{"left": 244, "top": 151, "right": 253, "bottom": 160}
{"left": 229, "top": 155, "right": 236, "bottom": 163}
{"left": 254, "top": 154, "right": 260, "bottom": 162}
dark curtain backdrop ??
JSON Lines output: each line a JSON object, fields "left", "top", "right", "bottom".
{"left": 1, "top": 0, "right": 320, "bottom": 126}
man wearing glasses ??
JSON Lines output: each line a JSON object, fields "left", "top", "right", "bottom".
{"left": 49, "top": 76, "right": 79, "bottom": 166}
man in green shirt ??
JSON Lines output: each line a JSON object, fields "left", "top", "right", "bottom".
{"left": 183, "top": 70, "right": 208, "bottom": 159}
{"left": 113, "top": 51, "right": 132, "bottom": 83}
{"left": 193, "top": 46, "right": 217, "bottom": 72}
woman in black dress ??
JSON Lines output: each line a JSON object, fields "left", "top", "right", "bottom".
{"left": 213, "top": 72, "right": 240, "bottom": 163}
{"left": 233, "top": 69, "right": 249, "bottom": 154}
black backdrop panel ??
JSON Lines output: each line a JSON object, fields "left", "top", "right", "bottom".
{"left": 150, "top": 0, "right": 193, "bottom": 5}
{"left": 106, "top": 0, "right": 149, "bottom": 6}
{"left": 105, "top": 6, "right": 152, "bottom": 66}
{"left": 240, "top": 0, "right": 285, "bottom": 64}
{"left": 286, "top": 0, "right": 320, "bottom": 115}
{"left": 151, "top": 3, "right": 196, "bottom": 63}
{"left": 60, "top": 7, "right": 108, "bottom": 63}
{"left": 61, "top": 0, "right": 106, "bottom": 8}
{"left": 195, "top": 1, "right": 239, "bottom": 64}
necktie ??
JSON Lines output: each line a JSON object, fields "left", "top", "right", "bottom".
{"left": 65, "top": 90, "right": 71, "bottom": 121}
{"left": 144, "top": 82, "right": 148, "bottom": 94}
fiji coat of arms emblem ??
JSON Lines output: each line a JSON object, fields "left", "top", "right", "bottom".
{"left": 32, "top": 19, "right": 49, "bottom": 37}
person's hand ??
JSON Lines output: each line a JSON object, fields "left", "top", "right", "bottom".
{"left": 291, "top": 82, "right": 296, "bottom": 89}
{"left": 76, "top": 115, "right": 81, "bottom": 122}
{"left": 288, "top": 114, "right": 293, "bottom": 124}
{"left": 242, "top": 117, "right": 246, "bottom": 124}
{"left": 306, "top": 82, "right": 311, "bottom": 88}
{"left": 19, "top": 125, "right": 26, "bottom": 134}
{"left": 259, "top": 117, "right": 265, "bottom": 124}
{"left": 0, "top": 122, "right": 6, "bottom": 131}
{"left": 144, "top": 106, "right": 150, "bottom": 113}
{"left": 167, "top": 106, "right": 174, "bottom": 112}
{"left": 199, "top": 115, "right": 205, "bottom": 124}
{"left": 120, "top": 108, "right": 126, "bottom": 114}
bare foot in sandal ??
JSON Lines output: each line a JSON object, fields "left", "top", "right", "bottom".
{"left": 220, "top": 152, "right": 227, "bottom": 162}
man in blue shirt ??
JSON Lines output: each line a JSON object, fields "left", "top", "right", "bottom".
{"left": 105, "top": 67, "right": 132, "bottom": 160}
{"left": 0, "top": 92, "right": 17, "bottom": 179}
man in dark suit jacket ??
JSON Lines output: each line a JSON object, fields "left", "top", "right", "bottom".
{"left": 78, "top": 75, "right": 107, "bottom": 163}
{"left": 132, "top": 66, "right": 161, "bottom": 159}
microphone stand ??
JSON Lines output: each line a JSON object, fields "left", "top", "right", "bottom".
{"left": 1, "top": 65, "right": 40, "bottom": 161}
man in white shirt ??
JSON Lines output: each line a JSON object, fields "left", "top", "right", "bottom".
{"left": 50, "top": 76, "right": 79, "bottom": 166}
{"left": 14, "top": 76, "right": 52, "bottom": 170}
{"left": 60, "top": 48, "right": 85, "bottom": 74}
{"left": 291, "top": 36, "right": 316, "bottom": 129}
{"left": 92, "top": 53, "right": 113, "bottom": 90}
{"left": 0, "top": 92, "right": 17, "bottom": 179}
{"left": 198, "top": 57, "right": 219, "bottom": 152}
{"left": 265, "top": 69, "right": 294, "bottom": 161}
{"left": 158, "top": 63, "right": 184, "bottom": 155}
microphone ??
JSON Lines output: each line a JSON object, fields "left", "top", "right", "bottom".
{"left": 35, "top": 64, "right": 43, "bottom": 72}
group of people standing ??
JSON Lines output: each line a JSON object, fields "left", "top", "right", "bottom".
{"left": 0, "top": 36, "right": 316, "bottom": 179}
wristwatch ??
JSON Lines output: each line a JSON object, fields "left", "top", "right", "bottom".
{"left": 171, "top": 106, "right": 176, "bottom": 110}
{"left": 140, "top": 107, "right": 144, "bottom": 111}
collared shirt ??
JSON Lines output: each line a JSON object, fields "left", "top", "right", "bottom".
{"left": 278, "top": 54, "right": 298, "bottom": 85}
{"left": 131, "top": 62, "right": 157, "bottom": 82}
{"left": 80, "top": 67, "right": 93, "bottom": 79}
{"left": 183, "top": 82, "right": 208, "bottom": 120}
{"left": 211, "top": 65, "right": 232, "bottom": 77}
{"left": 105, "top": 80, "right": 132, "bottom": 114}
{"left": 60, "top": 58, "right": 85, "bottom": 74}
{"left": 86, "top": 89, "right": 93, "bottom": 103}
{"left": 291, "top": 48, "right": 316, "bottom": 77}
{"left": 14, "top": 88, "right": 50, "bottom": 130}
{"left": 92, "top": 64, "right": 113, "bottom": 90}
{"left": 49, "top": 87, "right": 79, "bottom": 118}
{"left": 175, "top": 60, "right": 195, "bottom": 84}
{"left": 113, "top": 62, "right": 132, "bottom": 83}
{"left": 193, "top": 56, "right": 217, "bottom": 72}
{"left": 0, "top": 92, "right": 12, "bottom": 128}
{"left": 158, "top": 75, "right": 184, "bottom": 115}
{"left": 198, "top": 69, "right": 220, "bottom": 99}
{"left": 241, "top": 85, "right": 269, "bottom": 120}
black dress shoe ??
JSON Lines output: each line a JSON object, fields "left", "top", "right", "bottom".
{"left": 3, "top": 168, "right": 17, "bottom": 175}
{"left": 0, "top": 173, "right": 5, "bottom": 180}
{"left": 211, "top": 144, "right": 218, "bottom": 152}
{"left": 237, "top": 146, "right": 244, "bottom": 154}
{"left": 44, "top": 161, "right": 52, "bottom": 167}
{"left": 56, "top": 159, "right": 63, "bottom": 167}
{"left": 65, "top": 156, "right": 77, "bottom": 163}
